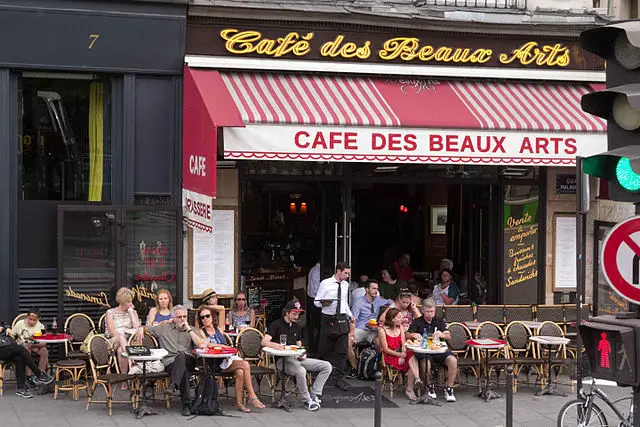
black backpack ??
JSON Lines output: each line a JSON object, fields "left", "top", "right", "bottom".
{"left": 191, "top": 376, "right": 221, "bottom": 416}
{"left": 357, "top": 346, "right": 379, "bottom": 380}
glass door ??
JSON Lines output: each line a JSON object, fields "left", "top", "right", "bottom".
{"left": 319, "top": 182, "right": 351, "bottom": 279}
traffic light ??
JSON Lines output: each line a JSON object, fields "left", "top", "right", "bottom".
{"left": 580, "top": 22, "right": 640, "bottom": 201}
{"left": 580, "top": 316, "right": 639, "bottom": 386}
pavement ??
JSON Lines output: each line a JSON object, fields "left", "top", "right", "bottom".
{"left": 0, "top": 375, "right": 630, "bottom": 427}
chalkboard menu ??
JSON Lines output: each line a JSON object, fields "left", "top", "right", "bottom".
{"left": 247, "top": 287, "right": 260, "bottom": 308}
{"left": 503, "top": 198, "right": 539, "bottom": 304}
{"left": 594, "top": 221, "right": 628, "bottom": 315}
{"left": 261, "top": 288, "right": 289, "bottom": 325}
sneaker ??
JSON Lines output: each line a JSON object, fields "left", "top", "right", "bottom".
{"left": 16, "top": 388, "right": 33, "bottom": 399}
{"left": 310, "top": 393, "right": 322, "bottom": 405}
{"left": 336, "top": 378, "right": 351, "bottom": 391}
{"left": 427, "top": 385, "right": 437, "bottom": 399}
{"left": 304, "top": 400, "right": 320, "bottom": 411}
{"left": 35, "top": 372, "right": 54, "bottom": 385}
{"left": 444, "top": 387, "right": 456, "bottom": 402}
{"left": 345, "top": 369, "right": 358, "bottom": 379}
{"left": 181, "top": 406, "right": 192, "bottom": 416}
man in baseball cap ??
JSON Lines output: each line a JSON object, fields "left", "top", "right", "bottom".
{"left": 261, "top": 298, "right": 332, "bottom": 411}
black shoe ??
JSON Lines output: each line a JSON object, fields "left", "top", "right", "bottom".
{"left": 181, "top": 406, "right": 192, "bottom": 417}
{"left": 35, "top": 372, "right": 54, "bottom": 385}
{"left": 16, "top": 388, "right": 33, "bottom": 399}
{"left": 336, "top": 379, "right": 351, "bottom": 391}
{"left": 345, "top": 369, "right": 358, "bottom": 380}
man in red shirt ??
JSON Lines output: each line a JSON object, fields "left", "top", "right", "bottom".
{"left": 392, "top": 253, "right": 414, "bottom": 282}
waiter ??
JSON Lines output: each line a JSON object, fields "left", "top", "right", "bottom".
{"left": 314, "top": 262, "right": 354, "bottom": 391}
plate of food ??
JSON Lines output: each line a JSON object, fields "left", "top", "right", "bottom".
{"left": 367, "top": 319, "right": 379, "bottom": 329}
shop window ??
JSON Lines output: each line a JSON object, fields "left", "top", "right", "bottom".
{"left": 20, "top": 77, "right": 111, "bottom": 201}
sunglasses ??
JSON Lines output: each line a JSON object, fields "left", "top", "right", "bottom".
{"left": 236, "top": 298, "right": 246, "bottom": 301}
{"left": 199, "top": 314, "right": 211, "bottom": 320}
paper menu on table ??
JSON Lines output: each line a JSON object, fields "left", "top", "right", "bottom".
{"left": 473, "top": 339, "right": 501, "bottom": 345}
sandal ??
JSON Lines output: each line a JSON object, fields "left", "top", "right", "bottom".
{"left": 248, "top": 397, "right": 265, "bottom": 409}
{"left": 236, "top": 404, "right": 251, "bottom": 413}
{"left": 405, "top": 388, "right": 417, "bottom": 401}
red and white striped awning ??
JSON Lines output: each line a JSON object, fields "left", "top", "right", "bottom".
{"left": 218, "top": 72, "right": 605, "bottom": 132}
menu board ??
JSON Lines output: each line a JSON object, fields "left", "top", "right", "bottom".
{"left": 247, "top": 287, "right": 260, "bottom": 308}
{"left": 189, "top": 208, "right": 237, "bottom": 298}
{"left": 553, "top": 215, "right": 577, "bottom": 289}
{"left": 594, "top": 221, "right": 628, "bottom": 315}
{"left": 503, "top": 200, "right": 539, "bottom": 304}
{"left": 261, "top": 288, "right": 289, "bottom": 324}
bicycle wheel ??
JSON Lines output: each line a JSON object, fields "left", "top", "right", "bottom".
{"left": 557, "top": 399, "right": 608, "bottom": 427}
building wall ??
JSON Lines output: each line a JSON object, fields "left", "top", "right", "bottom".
{"left": 545, "top": 167, "right": 635, "bottom": 305}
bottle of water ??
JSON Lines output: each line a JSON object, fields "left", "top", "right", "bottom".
{"left": 422, "top": 329, "right": 428, "bottom": 349}
{"left": 433, "top": 327, "right": 440, "bottom": 346}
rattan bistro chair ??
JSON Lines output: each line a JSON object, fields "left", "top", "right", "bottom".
{"left": 126, "top": 333, "right": 171, "bottom": 409}
{"left": 235, "top": 328, "right": 274, "bottom": 399}
{"left": 86, "top": 334, "right": 135, "bottom": 415}
{"left": 504, "top": 321, "right": 543, "bottom": 391}
{"left": 475, "top": 321, "right": 513, "bottom": 381}
{"left": 65, "top": 313, "right": 96, "bottom": 360}
{"left": 447, "top": 322, "right": 478, "bottom": 384}
{"left": 536, "top": 321, "right": 570, "bottom": 389}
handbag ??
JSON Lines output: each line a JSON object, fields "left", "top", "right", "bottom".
{"left": 327, "top": 281, "right": 349, "bottom": 337}
{"left": 80, "top": 331, "right": 96, "bottom": 353}
{"left": 0, "top": 334, "right": 16, "bottom": 348}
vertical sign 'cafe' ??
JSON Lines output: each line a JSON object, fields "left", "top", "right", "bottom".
{"left": 503, "top": 186, "right": 540, "bottom": 303}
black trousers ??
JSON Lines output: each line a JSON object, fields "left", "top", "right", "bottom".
{"left": 165, "top": 352, "right": 196, "bottom": 407}
{"left": 317, "top": 314, "right": 349, "bottom": 379}
{"left": 306, "top": 296, "right": 321, "bottom": 353}
{"left": 0, "top": 343, "right": 41, "bottom": 388}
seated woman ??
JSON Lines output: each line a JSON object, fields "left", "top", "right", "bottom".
{"left": 197, "top": 305, "right": 265, "bottom": 413}
{"left": 146, "top": 288, "right": 173, "bottom": 326}
{"left": 200, "top": 288, "right": 219, "bottom": 307}
{"left": 432, "top": 269, "right": 460, "bottom": 306}
{"left": 228, "top": 292, "right": 255, "bottom": 329}
{"left": 105, "top": 287, "right": 141, "bottom": 388}
{"left": 10, "top": 308, "right": 48, "bottom": 381}
{"left": 378, "top": 308, "right": 421, "bottom": 401}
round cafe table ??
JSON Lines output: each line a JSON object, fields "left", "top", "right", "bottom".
{"left": 123, "top": 348, "right": 168, "bottom": 419}
{"left": 466, "top": 339, "right": 507, "bottom": 402}
{"left": 406, "top": 342, "right": 448, "bottom": 406}
{"left": 262, "top": 346, "right": 306, "bottom": 412}
{"left": 529, "top": 335, "right": 570, "bottom": 397}
{"left": 33, "top": 333, "right": 73, "bottom": 344}
{"left": 193, "top": 346, "right": 238, "bottom": 410}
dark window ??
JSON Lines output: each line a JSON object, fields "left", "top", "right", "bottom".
{"left": 20, "top": 77, "right": 111, "bottom": 201}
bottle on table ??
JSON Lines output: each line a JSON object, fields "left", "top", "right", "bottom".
{"left": 422, "top": 329, "right": 428, "bottom": 349}
{"left": 52, "top": 317, "right": 58, "bottom": 336}
{"left": 433, "top": 327, "right": 440, "bottom": 346}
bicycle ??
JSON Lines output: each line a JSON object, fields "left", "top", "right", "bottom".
{"left": 557, "top": 377, "right": 633, "bottom": 427}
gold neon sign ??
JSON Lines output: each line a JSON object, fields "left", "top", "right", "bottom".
{"left": 219, "top": 29, "right": 571, "bottom": 68}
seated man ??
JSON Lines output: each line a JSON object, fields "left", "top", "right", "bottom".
{"left": 135, "top": 305, "right": 204, "bottom": 416}
{"left": 406, "top": 298, "right": 457, "bottom": 402}
{"left": 347, "top": 280, "right": 393, "bottom": 375}
{"left": 0, "top": 324, "right": 53, "bottom": 398}
{"left": 11, "top": 308, "right": 49, "bottom": 385}
{"left": 262, "top": 299, "right": 332, "bottom": 411}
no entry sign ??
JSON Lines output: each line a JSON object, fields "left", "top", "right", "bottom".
{"left": 602, "top": 216, "right": 640, "bottom": 305}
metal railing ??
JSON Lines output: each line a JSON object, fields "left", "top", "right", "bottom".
{"left": 418, "top": 0, "right": 527, "bottom": 10}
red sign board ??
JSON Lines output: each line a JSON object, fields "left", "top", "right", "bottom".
{"left": 602, "top": 216, "right": 640, "bottom": 305}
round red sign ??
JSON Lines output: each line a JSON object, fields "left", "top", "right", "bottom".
{"left": 602, "top": 216, "right": 640, "bottom": 305}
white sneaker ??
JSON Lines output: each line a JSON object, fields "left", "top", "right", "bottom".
{"left": 444, "top": 387, "right": 456, "bottom": 402}
{"left": 427, "top": 385, "right": 437, "bottom": 399}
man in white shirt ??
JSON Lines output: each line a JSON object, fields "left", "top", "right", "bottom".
{"left": 314, "top": 262, "right": 354, "bottom": 391}
{"left": 306, "top": 261, "right": 321, "bottom": 354}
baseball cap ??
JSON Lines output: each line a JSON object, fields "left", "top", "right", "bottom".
{"left": 283, "top": 299, "right": 304, "bottom": 313}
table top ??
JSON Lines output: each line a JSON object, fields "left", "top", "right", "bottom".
{"left": 194, "top": 347, "right": 239, "bottom": 359}
{"left": 519, "top": 321, "right": 542, "bottom": 329}
{"left": 33, "top": 333, "right": 72, "bottom": 343}
{"left": 464, "top": 322, "right": 481, "bottom": 329}
{"left": 262, "top": 346, "right": 306, "bottom": 357}
{"left": 466, "top": 339, "right": 507, "bottom": 349}
{"left": 123, "top": 348, "right": 168, "bottom": 362}
{"left": 406, "top": 343, "right": 449, "bottom": 354}
{"left": 529, "top": 336, "right": 570, "bottom": 346}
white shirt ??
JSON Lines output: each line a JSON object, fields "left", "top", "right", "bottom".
{"left": 314, "top": 275, "right": 353, "bottom": 319}
{"left": 307, "top": 262, "right": 321, "bottom": 298}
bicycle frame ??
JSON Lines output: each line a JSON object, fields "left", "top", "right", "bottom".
{"left": 581, "top": 381, "right": 632, "bottom": 427}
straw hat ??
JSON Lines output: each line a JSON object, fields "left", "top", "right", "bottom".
{"left": 200, "top": 288, "right": 217, "bottom": 302}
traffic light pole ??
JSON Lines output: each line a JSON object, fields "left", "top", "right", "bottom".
{"left": 575, "top": 156, "right": 586, "bottom": 398}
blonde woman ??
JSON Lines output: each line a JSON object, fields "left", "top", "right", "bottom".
{"left": 146, "top": 289, "right": 173, "bottom": 326}
{"left": 106, "top": 287, "right": 140, "bottom": 388}
{"left": 228, "top": 292, "right": 255, "bottom": 329}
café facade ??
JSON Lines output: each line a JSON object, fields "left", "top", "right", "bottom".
{"left": 183, "top": 13, "right": 609, "bottom": 312}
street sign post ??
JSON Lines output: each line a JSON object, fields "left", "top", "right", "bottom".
{"left": 601, "top": 216, "right": 640, "bottom": 306}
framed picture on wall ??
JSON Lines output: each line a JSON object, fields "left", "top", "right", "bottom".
{"left": 431, "top": 206, "right": 447, "bottom": 234}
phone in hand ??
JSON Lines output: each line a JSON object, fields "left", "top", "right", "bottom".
{"left": 296, "top": 351, "right": 307, "bottom": 361}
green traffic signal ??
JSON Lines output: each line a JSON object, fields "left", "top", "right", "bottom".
{"left": 616, "top": 157, "right": 640, "bottom": 191}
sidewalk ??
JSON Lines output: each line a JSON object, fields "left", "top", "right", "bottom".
{"left": 0, "top": 377, "right": 629, "bottom": 427}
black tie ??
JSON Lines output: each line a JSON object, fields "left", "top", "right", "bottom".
{"left": 336, "top": 281, "right": 342, "bottom": 316}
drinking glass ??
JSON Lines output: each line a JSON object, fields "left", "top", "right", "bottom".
{"left": 279, "top": 334, "right": 288, "bottom": 346}
{"left": 427, "top": 334, "right": 433, "bottom": 347}
{"left": 40, "top": 328, "right": 46, "bottom": 335}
